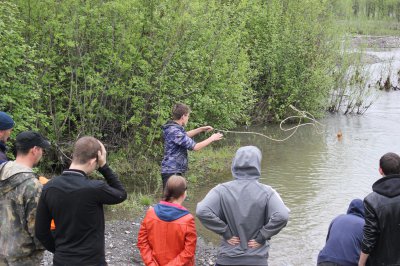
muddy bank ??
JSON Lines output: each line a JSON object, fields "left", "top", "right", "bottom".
{"left": 41, "top": 219, "right": 218, "bottom": 266}
{"left": 352, "top": 35, "right": 400, "bottom": 49}
{"left": 350, "top": 35, "right": 400, "bottom": 65}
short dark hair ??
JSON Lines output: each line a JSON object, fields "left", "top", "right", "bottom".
{"left": 72, "top": 136, "right": 101, "bottom": 165}
{"left": 380, "top": 152, "right": 400, "bottom": 175}
{"left": 163, "top": 175, "right": 187, "bottom": 202}
{"left": 172, "top": 103, "right": 190, "bottom": 120}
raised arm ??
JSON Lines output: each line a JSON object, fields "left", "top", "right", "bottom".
{"left": 95, "top": 141, "right": 127, "bottom": 204}
{"left": 192, "top": 133, "right": 223, "bottom": 151}
{"left": 186, "top": 126, "right": 213, "bottom": 138}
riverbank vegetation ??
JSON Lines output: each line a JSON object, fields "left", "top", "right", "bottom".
{"left": 1, "top": 0, "right": 399, "bottom": 195}
{"left": 331, "top": 0, "right": 400, "bottom": 36}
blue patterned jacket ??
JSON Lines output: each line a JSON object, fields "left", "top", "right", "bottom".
{"left": 161, "top": 121, "right": 196, "bottom": 174}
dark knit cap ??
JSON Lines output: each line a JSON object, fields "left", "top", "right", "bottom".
{"left": 0, "top": 112, "right": 15, "bottom": 130}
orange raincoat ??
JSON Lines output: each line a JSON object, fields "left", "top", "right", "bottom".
{"left": 137, "top": 203, "right": 196, "bottom": 266}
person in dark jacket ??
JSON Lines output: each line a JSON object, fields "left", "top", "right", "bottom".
{"left": 161, "top": 103, "right": 223, "bottom": 188}
{"left": 359, "top": 152, "right": 400, "bottom": 266}
{"left": 0, "top": 111, "right": 15, "bottom": 164}
{"left": 35, "top": 136, "right": 127, "bottom": 266}
{"left": 317, "top": 199, "right": 365, "bottom": 266}
{"left": 196, "top": 146, "right": 289, "bottom": 266}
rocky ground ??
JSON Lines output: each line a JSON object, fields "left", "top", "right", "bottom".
{"left": 41, "top": 219, "right": 218, "bottom": 266}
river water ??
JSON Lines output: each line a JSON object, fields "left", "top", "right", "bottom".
{"left": 184, "top": 48, "right": 400, "bottom": 265}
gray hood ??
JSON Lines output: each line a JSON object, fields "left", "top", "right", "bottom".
{"left": 231, "top": 146, "right": 261, "bottom": 180}
{"left": 0, "top": 161, "right": 35, "bottom": 195}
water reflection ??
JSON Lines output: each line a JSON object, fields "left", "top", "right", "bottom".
{"left": 185, "top": 89, "right": 400, "bottom": 266}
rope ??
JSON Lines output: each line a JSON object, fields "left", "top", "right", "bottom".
{"left": 215, "top": 105, "right": 325, "bottom": 142}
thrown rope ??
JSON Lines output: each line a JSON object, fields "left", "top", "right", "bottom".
{"left": 215, "top": 105, "right": 325, "bottom": 142}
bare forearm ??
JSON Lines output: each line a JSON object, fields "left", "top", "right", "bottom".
{"left": 187, "top": 128, "right": 204, "bottom": 138}
{"left": 358, "top": 252, "right": 369, "bottom": 266}
{"left": 193, "top": 138, "right": 213, "bottom": 151}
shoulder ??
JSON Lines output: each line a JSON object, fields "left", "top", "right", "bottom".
{"left": 165, "top": 125, "right": 185, "bottom": 136}
{"left": 19, "top": 173, "right": 42, "bottom": 196}
{"left": 364, "top": 191, "right": 381, "bottom": 206}
{"left": 175, "top": 212, "right": 196, "bottom": 226}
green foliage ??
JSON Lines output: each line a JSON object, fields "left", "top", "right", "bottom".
{"left": 0, "top": 2, "right": 48, "bottom": 135}
{"left": 1, "top": 0, "right": 366, "bottom": 191}
{"left": 187, "top": 144, "right": 236, "bottom": 185}
{"left": 246, "top": 0, "right": 339, "bottom": 122}
{"left": 331, "top": 0, "right": 400, "bottom": 20}
{"left": 6, "top": 0, "right": 254, "bottom": 160}
{"left": 139, "top": 195, "right": 153, "bottom": 206}
{"left": 106, "top": 192, "right": 154, "bottom": 220}
{"left": 330, "top": 0, "right": 400, "bottom": 35}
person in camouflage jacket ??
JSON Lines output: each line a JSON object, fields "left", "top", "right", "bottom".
{"left": 0, "top": 131, "right": 49, "bottom": 266}
{"left": 161, "top": 103, "right": 223, "bottom": 188}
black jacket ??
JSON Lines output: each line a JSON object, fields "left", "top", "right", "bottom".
{"left": 35, "top": 164, "right": 127, "bottom": 266}
{"left": 361, "top": 174, "right": 400, "bottom": 266}
{"left": 0, "top": 141, "right": 7, "bottom": 164}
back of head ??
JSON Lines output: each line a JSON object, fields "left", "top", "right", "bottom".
{"left": 163, "top": 175, "right": 187, "bottom": 202}
{"left": 347, "top": 198, "right": 364, "bottom": 218}
{"left": 172, "top": 103, "right": 190, "bottom": 120}
{"left": 15, "top": 131, "right": 50, "bottom": 155}
{"left": 380, "top": 152, "right": 400, "bottom": 175}
{"left": 0, "top": 111, "right": 14, "bottom": 131}
{"left": 72, "top": 136, "right": 101, "bottom": 165}
{"left": 231, "top": 146, "right": 262, "bottom": 180}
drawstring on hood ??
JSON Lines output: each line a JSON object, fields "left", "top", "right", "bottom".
{"left": 231, "top": 146, "right": 262, "bottom": 180}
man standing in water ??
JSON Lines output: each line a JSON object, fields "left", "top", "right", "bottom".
{"left": 161, "top": 103, "right": 223, "bottom": 188}
{"left": 196, "top": 146, "right": 289, "bottom": 266}
{"left": 0, "top": 111, "right": 15, "bottom": 164}
{"left": 35, "top": 136, "right": 127, "bottom": 266}
{"left": 359, "top": 152, "right": 400, "bottom": 266}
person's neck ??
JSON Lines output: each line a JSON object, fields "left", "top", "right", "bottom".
{"left": 69, "top": 163, "right": 93, "bottom": 175}
{"left": 174, "top": 119, "right": 184, "bottom": 126}
{"left": 15, "top": 156, "right": 34, "bottom": 169}
{"left": 170, "top": 197, "right": 185, "bottom": 205}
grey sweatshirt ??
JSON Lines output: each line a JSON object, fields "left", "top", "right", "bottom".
{"left": 196, "top": 146, "right": 289, "bottom": 265}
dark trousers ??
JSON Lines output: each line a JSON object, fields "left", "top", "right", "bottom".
{"left": 161, "top": 172, "right": 182, "bottom": 189}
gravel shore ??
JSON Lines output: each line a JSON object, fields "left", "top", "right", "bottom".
{"left": 41, "top": 219, "right": 218, "bottom": 266}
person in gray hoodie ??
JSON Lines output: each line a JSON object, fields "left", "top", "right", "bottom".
{"left": 196, "top": 146, "right": 289, "bottom": 266}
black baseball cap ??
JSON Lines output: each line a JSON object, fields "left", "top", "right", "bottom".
{"left": 15, "top": 131, "right": 51, "bottom": 150}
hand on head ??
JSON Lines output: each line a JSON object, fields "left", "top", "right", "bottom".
{"left": 97, "top": 141, "right": 107, "bottom": 168}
